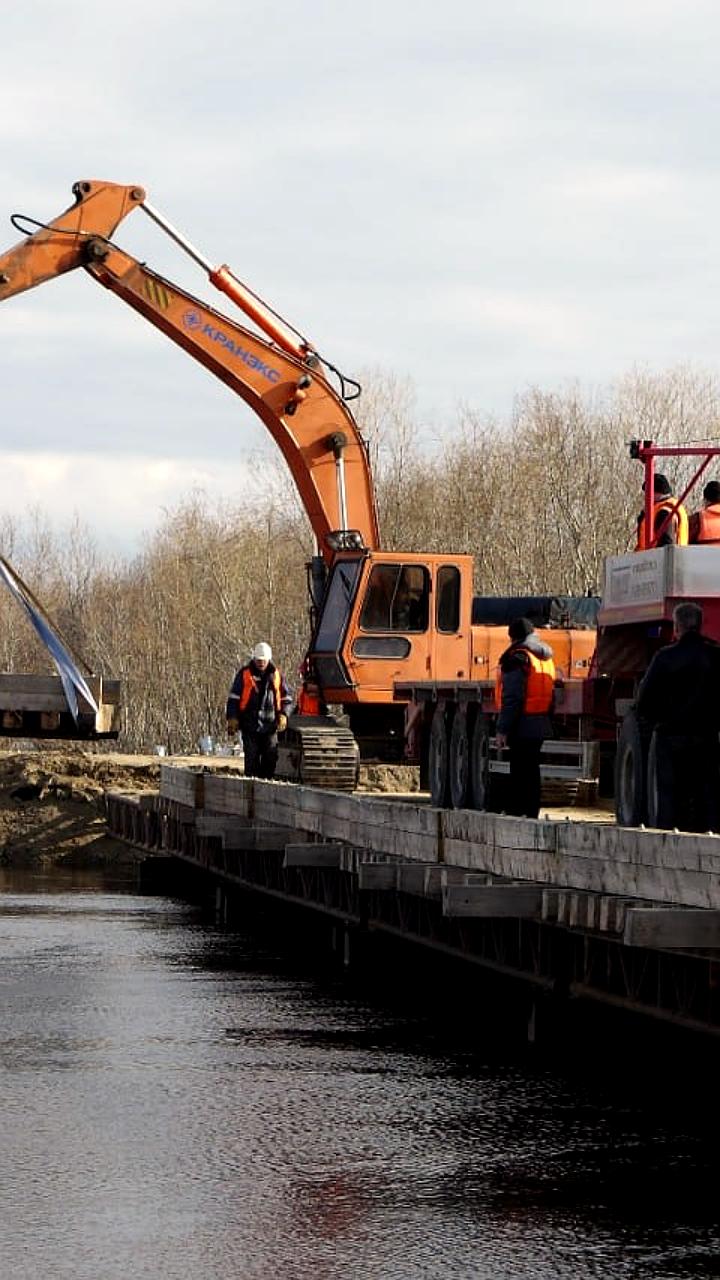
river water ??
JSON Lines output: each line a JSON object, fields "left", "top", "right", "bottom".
{"left": 0, "top": 872, "right": 718, "bottom": 1280}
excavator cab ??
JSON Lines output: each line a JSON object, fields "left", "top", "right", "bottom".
{"left": 307, "top": 550, "right": 474, "bottom": 758}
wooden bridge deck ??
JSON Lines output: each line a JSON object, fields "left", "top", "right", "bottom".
{"left": 105, "top": 765, "right": 720, "bottom": 1037}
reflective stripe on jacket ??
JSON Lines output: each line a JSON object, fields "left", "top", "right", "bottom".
{"left": 636, "top": 498, "right": 689, "bottom": 549}
{"left": 694, "top": 505, "right": 720, "bottom": 544}
{"left": 495, "top": 648, "right": 556, "bottom": 715}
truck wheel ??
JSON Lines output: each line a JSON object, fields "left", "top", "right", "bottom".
{"left": 469, "top": 714, "right": 490, "bottom": 810}
{"left": 615, "top": 708, "right": 648, "bottom": 826}
{"left": 449, "top": 706, "right": 471, "bottom": 808}
{"left": 429, "top": 705, "right": 450, "bottom": 808}
{"left": 646, "top": 730, "right": 661, "bottom": 828}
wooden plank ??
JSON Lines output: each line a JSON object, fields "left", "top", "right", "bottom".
{"left": 357, "top": 862, "right": 469, "bottom": 897}
{"left": 624, "top": 908, "right": 720, "bottom": 950}
{"left": 0, "top": 674, "right": 121, "bottom": 726}
{"left": 0, "top": 675, "right": 68, "bottom": 695}
{"left": 541, "top": 888, "right": 559, "bottom": 922}
{"left": 0, "top": 693, "right": 71, "bottom": 711}
{"left": 196, "top": 814, "right": 251, "bottom": 837}
{"left": 160, "top": 765, "right": 204, "bottom": 809}
{"left": 251, "top": 781, "right": 305, "bottom": 831}
{"left": 442, "top": 808, "right": 557, "bottom": 854}
{"left": 284, "top": 842, "right": 344, "bottom": 868}
{"left": 598, "top": 897, "right": 629, "bottom": 934}
{"left": 202, "top": 773, "right": 250, "bottom": 816}
{"left": 292, "top": 789, "right": 440, "bottom": 849}
{"left": 441, "top": 834, "right": 720, "bottom": 909}
{"left": 358, "top": 863, "right": 399, "bottom": 891}
{"left": 443, "top": 884, "right": 543, "bottom": 918}
{"left": 554, "top": 821, "right": 720, "bottom": 874}
{"left": 224, "top": 826, "right": 295, "bottom": 852}
{"left": 395, "top": 865, "right": 433, "bottom": 896}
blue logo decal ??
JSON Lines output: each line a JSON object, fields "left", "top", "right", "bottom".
{"left": 181, "top": 310, "right": 281, "bottom": 383}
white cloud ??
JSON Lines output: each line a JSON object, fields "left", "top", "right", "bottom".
{"left": 438, "top": 287, "right": 589, "bottom": 351}
{"left": 551, "top": 166, "right": 681, "bottom": 206}
{"left": 0, "top": 451, "right": 257, "bottom": 556}
{"left": 0, "top": 0, "right": 719, "bottom": 548}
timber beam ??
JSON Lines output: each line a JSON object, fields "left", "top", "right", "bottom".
{"left": 623, "top": 908, "right": 720, "bottom": 950}
{"left": 443, "top": 884, "right": 544, "bottom": 919}
{"left": 284, "top": 842, "right": 345, "bottom": 868}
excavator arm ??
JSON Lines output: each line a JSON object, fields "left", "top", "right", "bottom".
{"left": 0, "top": 180, "right": 380, "bottom": 561}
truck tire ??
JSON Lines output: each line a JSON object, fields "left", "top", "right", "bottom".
{"left": 614, "top": 708, "right": 648, "bottom": 827}
{"left": 429, "top": 704, "right": 450, "bottom": 808}
{"left": 469, "top": 713, "right": 490, "bottom": 810}
{"left": 449, "top": 706, "right": 471, "bottom": 809}
{"left": 646, "top": 729, "right": 662, "bottom": 828}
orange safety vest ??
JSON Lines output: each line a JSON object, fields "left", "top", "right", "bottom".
{"left": 296, "top": 687, "right": 321, "bottom": 716}
{"left": 237, "top": 666, "right": 282, "bottom": 714}
{"left": 636, "top": 498, "right": 689, "bottom": 550}
{"left": 495, "top": 648, "right": 556, "bottom": 714}
{"left": 693, "top": 504, "right": 720, "bottom": 545}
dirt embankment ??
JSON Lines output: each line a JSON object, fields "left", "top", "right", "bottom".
{"left": 0, "top": 749, "right": 422, "bottom": 867}
{"left": 0, "top": 748, "right": 162, "bottom": 868}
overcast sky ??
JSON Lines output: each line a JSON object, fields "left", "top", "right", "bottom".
{"left": 2, "top": 0, "right": 719, "bottom": 553}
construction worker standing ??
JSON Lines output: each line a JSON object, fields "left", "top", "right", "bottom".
{"left": 636, "top": 602, "right": 720, "bottom": 831}
{"left": 689, "top": 480, "right": 720, "bottom": 544}
{"left": 226, "top": 642, "right": 292, "bottom": 780}
{"left": 494, "top": 618, "right": 555, "bottom": 819}
{"left": 635, "top": 474, "right": 689, "bottom": 549}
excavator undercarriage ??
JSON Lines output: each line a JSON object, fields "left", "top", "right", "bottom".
{"left": 277, "top": 714, "right": 360, "bottom": 790}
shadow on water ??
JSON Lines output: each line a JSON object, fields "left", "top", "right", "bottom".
{"left": 2, "top": 869, "right": 720, "bottom": 1280}
{"left": 0, "top": 865, "right": 141, "bottom": 895}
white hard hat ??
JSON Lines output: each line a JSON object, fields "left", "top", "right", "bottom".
{"left": 253, "top": 641, "right": 272, "bottom": 662}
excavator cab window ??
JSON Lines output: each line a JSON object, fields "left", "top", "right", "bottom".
{"left": 314, "top": 558, "right": 364, "bottom": 652}
{"left": 311, "top": 557, "right": 364, "bottom": 690}
{"left": 437, "top": 565, "right": 461, "bottom": 633}
{"left": 360, "top": 564, "right": 429, "bottom": 633}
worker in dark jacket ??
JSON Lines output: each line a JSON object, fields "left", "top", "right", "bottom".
{"left": 636, "top": 602, "right": 720, "bottom": 831}
{"left": 689, "top": 480, "right": 720, "bottom": 545}
{"left": 495, "top": 617, "right": 555, "bottom": 819}
{"left": 226, "top": 642, "right": 293, "bottom": 780}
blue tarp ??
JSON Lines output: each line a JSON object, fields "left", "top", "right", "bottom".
{"left": 0, "top": 556, "right": 98, "bottom": 724}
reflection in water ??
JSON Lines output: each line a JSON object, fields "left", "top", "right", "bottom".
{"left": 0, "top": 871, "right": 718, "bottom": 1280}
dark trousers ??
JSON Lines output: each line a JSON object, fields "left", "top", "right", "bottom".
{"left": 508, "top": 738, "right": 543, "bottom": 819}
{"left": 653, "top": 733, "right": 720, "bottom": 832}
{"left": 242, "top": 730, "right": 278, "bottom": 780}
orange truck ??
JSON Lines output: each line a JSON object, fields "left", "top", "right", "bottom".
{"left": 3, "top": 179, "right": 682, "bottom": 809}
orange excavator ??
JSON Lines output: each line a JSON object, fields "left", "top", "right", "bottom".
{"left": 0, "top": 180, "right": 597, "bottom": 791}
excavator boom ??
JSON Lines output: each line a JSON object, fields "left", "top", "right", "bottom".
{"left": 0, "top": 180, "right": 380, "bottom": 560}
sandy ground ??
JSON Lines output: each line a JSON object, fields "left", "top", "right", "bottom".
{"left": 0, "top": 747, "right": 613, "bottom": 867}
{"left": 0, "top": 748, "right": 160, "bottom": 868}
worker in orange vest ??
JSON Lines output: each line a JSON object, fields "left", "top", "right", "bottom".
{"left": 635, "top": 473, "right": 689, "bottom": 549}
{"left": 689, "top": 480, "right": 720, "bottom": 545}
{"left": 495, "top": 617, "right": 555, "bottom": 819}
{"left": 226, "top": 641, "right": 292, "bottom": 779}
